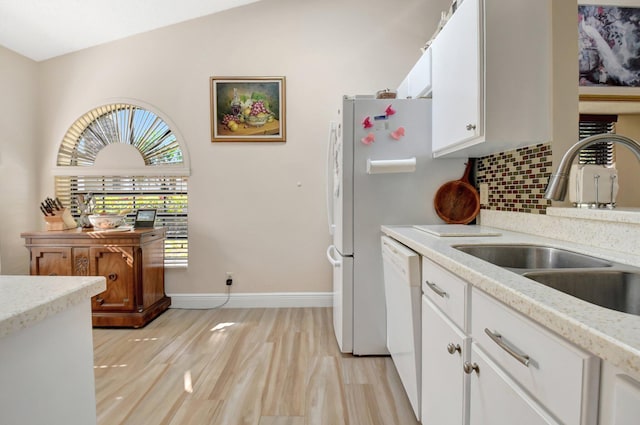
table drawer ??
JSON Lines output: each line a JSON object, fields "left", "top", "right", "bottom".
{"left": 472, "top": 287, "right": 599, "bottom": 425}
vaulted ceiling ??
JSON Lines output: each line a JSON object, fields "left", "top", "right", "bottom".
{"left": 0, "top": 0, "right": 259, "bottom": 61}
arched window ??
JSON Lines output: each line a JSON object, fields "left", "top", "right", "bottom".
{"left": 55, "top": 103, "right": 190, "bottom": 267}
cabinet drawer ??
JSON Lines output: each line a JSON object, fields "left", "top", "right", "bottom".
{"left": 469, "top": 343, "right": 561, "bottom": 425}
{"left": 421, "top": 257, "right": 469, "bottom": 332}
{"left": 472, "top": 288, "right": 599, "bottom": 425}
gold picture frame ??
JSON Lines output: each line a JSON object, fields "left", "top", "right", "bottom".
{"left": 210, "top": 76, "right": 286, "bottom": 142}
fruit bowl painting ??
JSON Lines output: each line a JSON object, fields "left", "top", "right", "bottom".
{"left": 244, "top": 113, "right": 270, "bottom": 127}
{"left": 210, "top": 76, "right": 286, "bottom": 142}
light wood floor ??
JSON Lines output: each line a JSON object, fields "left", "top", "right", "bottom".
{"left": 93, "top": 307, "right": 420, "bottom": 425}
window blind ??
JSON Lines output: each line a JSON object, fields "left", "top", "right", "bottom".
{"left": 57, "top": 104, "right": 183, "bottom": 167}
{"left": 578, "top": 114, "right": 617, "bottom": 166}
{"left": 55, "top": 175, "right": 188, "bottom": 267}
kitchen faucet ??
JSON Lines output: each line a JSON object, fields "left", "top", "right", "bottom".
{"left": 544, "top": 133, "right": 640, "bottom": 202}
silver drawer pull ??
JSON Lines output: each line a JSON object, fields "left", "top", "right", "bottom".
{"left": 466, "top": 124, "right": 477, "bottom": 131}
{"left": 426, "top": 281, "right": 448, "bottom": 298}
{"left": 484, "top": 328, "right": 530, "bottom": 367}
{"left": 447, "top": 343, "right": 461, "bottom": 355}
{"left": 463, "top": 361, "right": 479, "bottom": 374}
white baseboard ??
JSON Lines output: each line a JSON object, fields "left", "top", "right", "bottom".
{"left": 167, "top": 292, "right": 333, "bottom": 309}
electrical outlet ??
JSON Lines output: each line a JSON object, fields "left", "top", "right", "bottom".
{"left": 479, "top": 183, "right": 489, "bottom": 205}
{"left": 225, "top": 272, "right": 233, "bottom": 286}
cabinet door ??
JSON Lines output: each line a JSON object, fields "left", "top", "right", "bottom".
{"left": 408, "top": 48, "right": 432, "bottom": 98}
{"left": 472, "top": 288, "right": 599, "bottom": 425}
{"left": 89, "top": 247, "right": 135, "bottom": 311}
{"left": 612, "top": 374, "right": 640, "bottom": 425}
{"left": 599, "top": 361, "right": 640, "bottom": 425}
{"left": 140, "top": 236, "right": 166, "bottom": 308}
{"left": 30, "top": 247, "right": 73, "bottom": 276}
{"left": 432, "top": 0, "right": 482, "bottom": 154}
{"left": 468, "top": 343, "right": 561, "bottom": 425}
{"left": 422, "top": 295, "right": 469, "bottom": 425}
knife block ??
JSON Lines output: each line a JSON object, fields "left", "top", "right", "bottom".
{"left": 44, "top": 209, "right": 77, "bottom": 231}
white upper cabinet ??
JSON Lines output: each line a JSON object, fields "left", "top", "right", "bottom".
{"left": 397, "top": 48, "right": 433, "bottom": 99}
{"left": 431, "top": 0, "right": 552, "bottom": 158}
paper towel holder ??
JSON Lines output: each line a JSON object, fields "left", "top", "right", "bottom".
{"left": 366, "top": 157, "right": 417, "bottom": 175}
{"left": 545, "top": 133, "right": 640, "bottom": 202}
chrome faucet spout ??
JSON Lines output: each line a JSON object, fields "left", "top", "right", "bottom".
{"left": 544, "top": 134, "right": 640, "bottom": 201}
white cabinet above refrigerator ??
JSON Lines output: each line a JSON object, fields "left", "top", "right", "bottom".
{"left": 397, "top": 47, "right": 433, "bottom": 99}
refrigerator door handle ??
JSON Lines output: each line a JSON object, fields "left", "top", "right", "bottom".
{"left": 326, "top": 245, "right": 342, "bottom": 267}
{"left": 326, "top": 121, "right": 338, "bottom": 236}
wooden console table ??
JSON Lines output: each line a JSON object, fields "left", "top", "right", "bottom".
{"left": 21, "top": 227, "right": 171, "bottom": 328}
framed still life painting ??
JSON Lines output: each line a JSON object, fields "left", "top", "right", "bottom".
{"left": 579, "top": 2, "right": 640, "bottom": 100}
{"left": 210, "top": 76, "right": 286, "bottom": 142}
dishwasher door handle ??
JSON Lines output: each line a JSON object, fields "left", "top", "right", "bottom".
{"left": 326, "top": 245, "right": 342, "bottom": 267}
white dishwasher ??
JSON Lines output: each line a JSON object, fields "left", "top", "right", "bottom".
{"left": 381, "top": 235, "right": 421, "bottom": 421}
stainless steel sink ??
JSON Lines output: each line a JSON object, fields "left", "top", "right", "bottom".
{"left": 523, "top": 270, "right": 640, "bottom": 315}
{"left": 452, "top": 243, "right": 640, "bottom": 316}
{"left": 453, "top": 244, "right": 612, "bottom": 269}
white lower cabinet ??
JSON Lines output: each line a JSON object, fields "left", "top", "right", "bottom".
{"left": 421, "top": 295, "right": 469, "bottom": 425}
{"left": 471, "top": 288, "right": 600, "bottom": 425}
{"left": 598, "top": 361, "right": 640, "bottom": 425}
{"left": 419, "top": 261, "right": 601, "bottom": 425}
{"left": 467, "top": 342, "right": 561, "bottom": 425}
{"left": 419, "top": 255, "right": 602, "bottom": 425}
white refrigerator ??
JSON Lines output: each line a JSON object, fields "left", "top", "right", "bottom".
{"left": 326, "top": 96, "right": 464, "bottom": 355}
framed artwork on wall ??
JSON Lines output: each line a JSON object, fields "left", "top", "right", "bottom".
{"left": 210, "top": 76, "right": 286, "bottom": 142}
{"left": 579, "top": 2, "right": 640, "bottom": 101}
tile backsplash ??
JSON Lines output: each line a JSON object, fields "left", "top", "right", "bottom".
{"left": 475, "top": 143, "right": 553, "bottom": 214}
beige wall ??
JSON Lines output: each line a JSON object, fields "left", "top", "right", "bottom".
{"left": 550, "top": 0, "right": 579, "bottom": 207}
{"left": 0, "top": 46, "right": 40, "bottom": 274}
{"left": 614, "top": 115, "right": 640, "bottom": 206}
{"left": 576, "top": 110, "right": 640, "bottom": 208}
{"left": 30, "top": 0, "right": 448, "bottom": 294}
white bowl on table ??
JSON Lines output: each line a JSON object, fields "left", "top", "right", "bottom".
{"left": 88, "top": 214, "right": 125, "bottom": 230}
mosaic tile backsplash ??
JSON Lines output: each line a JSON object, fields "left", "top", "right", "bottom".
{"left": 475, "top": 143, "right": 553, "bottom": 214}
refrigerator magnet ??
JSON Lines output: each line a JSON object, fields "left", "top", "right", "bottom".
{"left": 385, "top": 104, "right": 396, "bottom": 116}
{"left": 390, "top": 127, "right": 405, "bottom": 140}
{"left": 361, "top": 133, "right": 375, "bottom": 145}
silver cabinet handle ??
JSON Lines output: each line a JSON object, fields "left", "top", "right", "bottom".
{"left": 466, "top": 124, "right": 477, "bottom": 131}
{"left": 447, "top": 343, "right": 461, "bottom": 355}
{"left": 425, "top": 281, "right": 448, "bottom": 298}
{"left": 463, "top": 361, "right": 479, "bottom": 374}
{"left": 484, "top": 328, "right": 530, "bottom": 367}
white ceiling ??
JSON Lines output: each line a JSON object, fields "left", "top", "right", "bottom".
{"left": 0, "top": 0, "right": 259, "bottom": 61}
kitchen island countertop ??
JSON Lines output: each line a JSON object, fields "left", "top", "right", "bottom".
{"left": 382, "top": 225, "right": 640, "bottom": 380}
{"left": 0, "top": 275, "right": 105, "bottom": 339}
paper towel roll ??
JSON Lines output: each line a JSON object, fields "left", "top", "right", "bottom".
{"left": 569, "top": 164, "right": 618, "bottom": 204}
{"left": 366, "top": 157, "right": 416, "bottom": 174}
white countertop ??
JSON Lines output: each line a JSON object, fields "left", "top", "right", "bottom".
{"left": 381, "top": 225, "right": 640, "bottom": 379}
{"left": 0, "top": 275, "right": 106, "bottom": 339}
{"left": 547, "top": 206, "right": 640, "bottom": 224}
